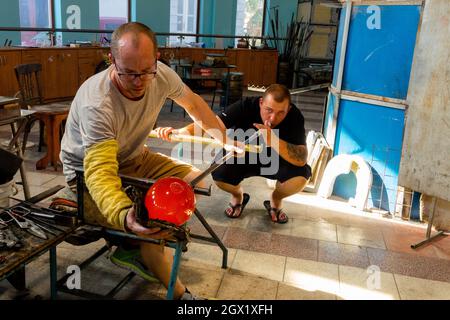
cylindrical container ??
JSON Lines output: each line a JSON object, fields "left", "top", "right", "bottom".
{"left": 221, "top": 72, "right": 244, "bottom": 108}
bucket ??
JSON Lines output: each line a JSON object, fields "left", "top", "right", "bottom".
{"left": 220, "top": 72, "right": 244, "bottom": 107}
{"left": 0, "top": 180, "right": 18, "bottom": 208}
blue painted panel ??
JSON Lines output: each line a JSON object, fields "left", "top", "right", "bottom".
{"left": 342, "top": 5, "right": 420, "bottom": 99}
{"left": 323, "top": 92, "right": 335, "bottom": 143}
{"left": 332, "top": 6, "right": 347, "bottom": 87}
{"left": 333, "top": 99, "right": 405, "bottom": 212}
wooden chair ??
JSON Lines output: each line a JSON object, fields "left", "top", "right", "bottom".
{"left": 14, "top": 63, "right": 71, "bottom": 170}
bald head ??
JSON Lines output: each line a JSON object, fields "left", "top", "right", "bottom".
{"left": 111, "top": 22, "right": 157, "bottom": 58}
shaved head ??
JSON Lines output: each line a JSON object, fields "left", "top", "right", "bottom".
{"left": 111, "top": 22, "right": 157, "bottom": 58}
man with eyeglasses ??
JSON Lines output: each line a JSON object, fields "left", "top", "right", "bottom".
{"left": 60, "top": 22, "right": 233, "bottom": 300}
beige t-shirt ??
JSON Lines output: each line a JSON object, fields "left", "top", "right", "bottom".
{"left": 60, "top": 62, "right": 185, "bottom": 181}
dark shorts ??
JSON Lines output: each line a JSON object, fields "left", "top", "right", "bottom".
{"left": 211, "top": 149, "right": 312, "bottom": 186}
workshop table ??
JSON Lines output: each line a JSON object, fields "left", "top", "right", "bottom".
{"left": 0, "top": 188, "right": 79, "bottom": 299}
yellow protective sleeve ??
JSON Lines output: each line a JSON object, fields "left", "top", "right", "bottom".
{"left": 84, "top": 139, "right": 132, "bottom": 231}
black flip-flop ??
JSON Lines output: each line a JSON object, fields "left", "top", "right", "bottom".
{"left": 224, "top": 193, "right": 250, "bottom": 219}
{"left": 263, "top": 200, "right": 289, "bottom": 224}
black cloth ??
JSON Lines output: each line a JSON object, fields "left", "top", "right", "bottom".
{"left": 212, "top": 97, "right": 311, "bottom": 186}
{"left": 219, "top": 97, "right": 306, "bottom": 146}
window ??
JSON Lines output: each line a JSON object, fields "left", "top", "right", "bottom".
{"left": 99, "top": 0, "right": 128, "bottom": 42}
{"left": 19, "top": 0, "right": 51, "bottom": 46}
{"left": 169, "top": 0, "right": 198, "bottom": 46}
{"left": 235, "top": 0, "right": 265, "bottom": 46}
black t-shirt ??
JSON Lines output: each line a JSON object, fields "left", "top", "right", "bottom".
{"left": 219, "top": 96, "right": 306, "bottom": 146}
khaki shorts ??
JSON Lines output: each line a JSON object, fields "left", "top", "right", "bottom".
{"left": 68, "top": 148, "right": 194, "bottom": 190}
{"left": 67, "top": 148, "right": 194, "bottom": 230}
{"left": 119, "top": 147, "right": 194, "bottom": 180}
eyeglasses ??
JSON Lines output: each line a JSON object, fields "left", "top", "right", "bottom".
{"left": 114, "top": 60, "right": 158, "bottom": 81}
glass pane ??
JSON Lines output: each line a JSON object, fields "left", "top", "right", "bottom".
{"left": 188, "top": 0, "right": 195, "bottom": 15}
{"left": 177, "top": 15, "right": 183, "bottom": 31}
{"left": 99, "top": 0, "right": 128, "bottom": 30}
{"left": 19, "top": 0, "right": 51, "bottom": 28}
{"left": 177, "top": 0, "right": 184, "bottom": 15}
{"left": 19, "top": 0, "right": 51, "bottom": 47}
{"left": 187, "top": 16, "right": 194, "bottom": 32}
{"left": 235, "top": 0, "right": 264, "bottom": 45}
{"left": 170, "top": 0, "right": 198, "bottom": 46}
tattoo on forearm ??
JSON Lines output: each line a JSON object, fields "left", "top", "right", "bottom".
{"left": 287, "top": 143, "right": 307, "bottom": 163}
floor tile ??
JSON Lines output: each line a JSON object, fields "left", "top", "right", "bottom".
{"left": 290, "top": 218, "right": 337, "bottom": 242}
{"left": 268, "top": 234, "right": 318, "bottom": 261}
{"left": 338, "top": 265, "right": 400, "bottom": 300}
{"left": 318, "top": 241, "right": 370, "bottom": 269}
{"left": 246, "top": 215, "right": 292, "bottom": 235}
{"left": 337, "top": 225, "right": 386, "bottom": 249}
{"left": 216, "top": 273, "right": 278, "bottom": 300}
{"left": 230, "top": 250, "right": 286, "bottom": 282}
{"left": 276, "top": 282, "right": 336, "bottom": 300}
{"left": 394, "top": 274, "right": 450, "bottom": 300}
{"left": 182, "top": 242, "right": 237, "bottom": 271}
{"left": 284, "top": 257, "right": 339, "bottom": 296}
{"left": 367, "top": 247, "right": 450, "bottom": 283}
{"left": 222, "top": 227, "right": 271, "bottom": 251}
{"left": 382, "top": 226, "right": 450, "bottom": 260}
{"left": 24, "top": 171, "right": 59, "bottom": 187}
{"left": 178, "top": 264, "right": 225, "bottom": 299}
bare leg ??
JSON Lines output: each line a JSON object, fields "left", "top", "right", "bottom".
{"left": 214, "top": 180, "right": 244, "bottom": 217}
{"left": 270, "top": 176, "right": 308, "bottom": 222}
{"left": 139, "top": 242, "right": 186, "bottom": 299}
{"left": 183, "top": 168, "right": 208, "bottom": 189}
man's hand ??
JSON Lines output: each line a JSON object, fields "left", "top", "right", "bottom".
{"left": 253, "top": 120, "right": 273, "bottom": 147}
{"left": 153, "top": 127, "right": 177, "bottom": 142}
{"left": 125, "top": 206, "right": 173, "bottom": 239}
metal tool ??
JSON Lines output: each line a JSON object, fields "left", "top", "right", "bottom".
{"left": 189, "top": 130, "right": 261, "bottom": 187}
{"left": 7, "top": 202, "right": 77, "bottom": 225}
{"left": 7, "top": 211, "right": 48, "bottom": 240}
{"left": 148, "top": 131, "right": 263, "bottom": 153}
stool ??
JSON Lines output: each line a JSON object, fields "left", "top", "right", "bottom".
{"left": 31, "top": 106, "right": 69, "bottom": 171}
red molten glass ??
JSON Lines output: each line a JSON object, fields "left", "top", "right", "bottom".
{"left": 144, "top": 177, "right": 196, "bottom": 226}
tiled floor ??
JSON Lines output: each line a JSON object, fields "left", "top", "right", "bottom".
{"left": 0, "top": 92, "right": 449, "bottom": 300}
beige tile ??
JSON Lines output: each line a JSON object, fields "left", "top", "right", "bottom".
{"left": 230, "top": 250, "right": 286, "bottom": 282}
{"left": 41, "top": 175, "right": 67, "bottom": 188}
{"left": 394, "top": 274, "right": 450, "bottom": 300}
{"left": 337, "top": 225, "right": 386, "bottom": 249}
{"left": 178, "top": 264, "right": 225, "bottom": 299}
{"left": 182, "top": 242, "right": 237, "bottom": 271}
{"left": 290, "top": 218, "right": 337, "bottom": 242}
{"left": 284, "top": 257, "right": 339, "bottom": 296}
{"left": 277, "top": 282, "right": 336, "bottom": 300}
{"left": 25, "top": 171, "right": 59, "bottom": 187}
{"left": 13, "top": 184, "right": 57, "bottom": 200}
{"left": 338, "top": 265, "right": 400, "bottom": 300}
{"left": 216, "top": 273, "right": 278, "bottom": 300}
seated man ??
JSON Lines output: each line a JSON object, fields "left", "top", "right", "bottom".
{"left": 168, "top": 84, "right": 311, "bottom": 224}
{"left": 60, "top": 22, "right": 234, "bottom": 299}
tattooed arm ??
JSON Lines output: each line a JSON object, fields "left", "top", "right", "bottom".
{"left": 253, "top": 122, "right": 308, "bottom": 167}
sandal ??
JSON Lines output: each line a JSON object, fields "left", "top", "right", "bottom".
{"left": 224, "top": 193, "right": 250, "bottom": 219}
{"left": 263, "top": 200, "right": 289, "bottom": 224}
